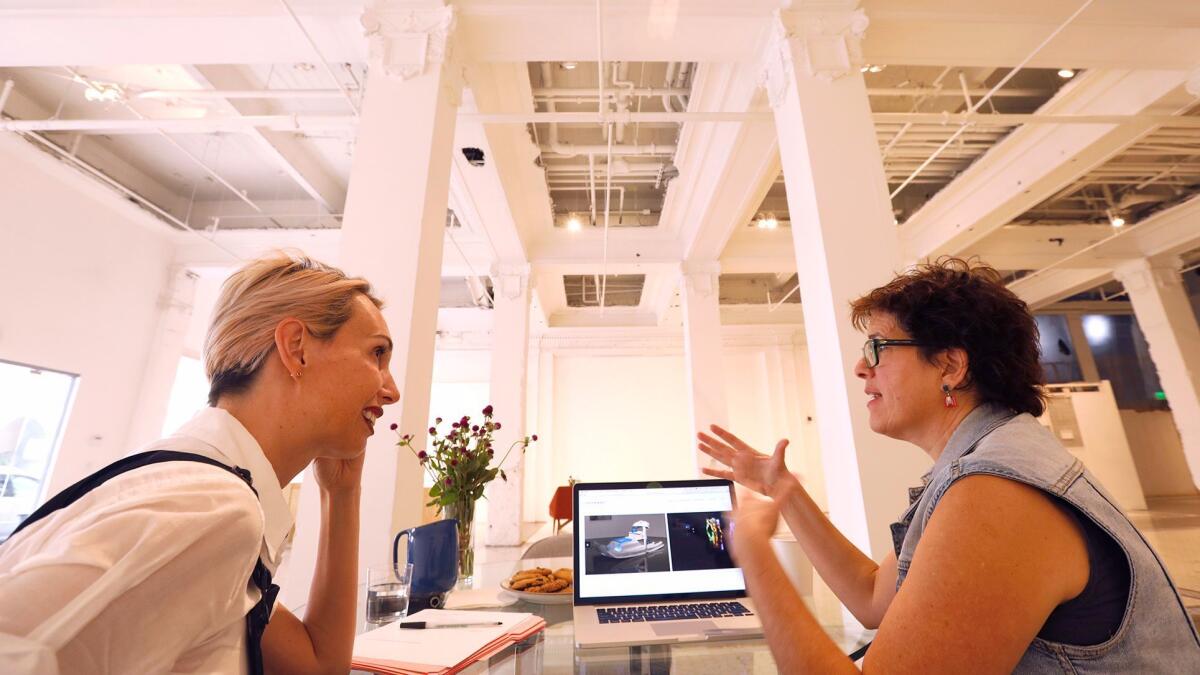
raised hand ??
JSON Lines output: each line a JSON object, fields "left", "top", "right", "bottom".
{"left": 697, "top": 425, "right": 797, "bottom": 500}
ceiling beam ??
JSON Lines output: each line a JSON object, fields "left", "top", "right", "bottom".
{"left": 900, "top": 69, "right": 1190, "bottom": 262}
{"left": 187, "top": 65, "right": 347, "bottom": 213}
{"left": 862, "top": 1, "right": 1200, "bottom": 69}
{"left": 5, "top": 2, "right": 1200, "bottom": 69}
{"left": 1007, "top": 192, "right": 1200, "bottom": 307}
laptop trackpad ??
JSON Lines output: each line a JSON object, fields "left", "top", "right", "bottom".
{"left": 650, "top": 620, "right": 718, "bottom": 636}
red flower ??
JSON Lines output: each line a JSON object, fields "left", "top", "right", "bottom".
{"left": 483, "top": 405, "right": 494, "bottom": 417}
{"left": 450, "top": 459, "right": 458, "bottom": 466}
{"left": 435, "top": 417, "right": 443, "bottom": 424}
{"left": 445, "top": 478, "right": 453, "bottom": 486}
{"left": 417, "top": 450, "right": 427, "bottom": 460}
{"left": 494, "top": 422, "right": 502, "bottom": 430}
{"left": 428, "top": 427, "right": 437, "bottom": 435}
{"left": 472, "top": 425, "right": 479, "bottom": 432}
{"left": 389, "top": 422, "right": 398, "bottom": 431}
{"left": 531, "top": 434, "right": 538, "bottom": 441}
{"left": 451, "top": 422, "right": 459, "bottom": 429}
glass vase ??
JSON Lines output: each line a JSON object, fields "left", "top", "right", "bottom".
{"left": 443, "top": 498, "right": 476, "bottom": 588}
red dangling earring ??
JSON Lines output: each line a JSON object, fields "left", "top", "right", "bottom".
{"left": 942, "top": 384, "right": 957, "bottom": 408}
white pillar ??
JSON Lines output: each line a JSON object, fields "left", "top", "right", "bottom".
{"left": 281, "top": 5, "right": 462, "bottom": 604}
{"left": 1065, "top": 313, "right": 1102, "bottom": 382}
{"left": 1114, "top": 257, "right": 1200, "bottom": 488}
{"left": 486, "top": 265, "right": 532, "bottom": 546}
{"left": 680, "top": 261, "right": 729, "bottom": 473}
{"left": 126, "top": 267, "right": 198, "bottom": 446}
{"left": 764, "top": 9, "right": 928, "bottom": 559}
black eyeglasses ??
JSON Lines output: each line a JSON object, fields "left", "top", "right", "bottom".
{"left": 862, "top": 338, "right": 925, "bottom": 368}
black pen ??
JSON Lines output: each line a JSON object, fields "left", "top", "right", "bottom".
{"left": 398, "top": 621, "right": 505, "bottom": 630}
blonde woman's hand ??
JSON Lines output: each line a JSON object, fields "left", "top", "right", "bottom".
{"left": 312, "top": 450, "right": 366, "bottom": 497}
{"left": 697, "top": 425, "right": 799, "bottom": 500}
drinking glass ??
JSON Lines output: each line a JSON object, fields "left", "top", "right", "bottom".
{"left": 366, "top": 562, "right": 414, "bottom": 626}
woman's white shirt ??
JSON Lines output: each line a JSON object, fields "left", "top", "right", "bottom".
{"left": 0, "top": 408, "right": 294, "bottom": 674}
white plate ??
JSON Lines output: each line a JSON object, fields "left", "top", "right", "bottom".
{"left": 500, "top": 578, "right": 574, "bottom": 605}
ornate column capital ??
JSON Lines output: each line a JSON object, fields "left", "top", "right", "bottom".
{"left": 361, "top": 2, "right": 457, "bottom": 82}
{"left": 760, "top": 8, "right": 870, "bottom": 107}
{"left": 681, "top": 260, "right": 722, "bottom": 299}
{"left": 1113, "top": 256, "right": 1185, "bottom": 295}
{"left": 490, "top": 263, "right": 532, "bottom": 301}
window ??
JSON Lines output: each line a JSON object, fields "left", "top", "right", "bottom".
{"left": 161, "top": 356, "right": 209, "bottom": 438}
{"left": 0, "top": 360, "right": 78, "bottom": 541}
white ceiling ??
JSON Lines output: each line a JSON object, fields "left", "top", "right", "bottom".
{"left": 2, "top": 0, "right": 1199, "bottom": 329}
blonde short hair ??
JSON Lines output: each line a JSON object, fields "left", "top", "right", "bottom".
{"left": 204, "top": 253, "right": 383, "bottom": 405}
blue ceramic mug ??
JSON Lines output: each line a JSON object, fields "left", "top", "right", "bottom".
{"left": 393, "top": 519, "right": 458, "bottom": 607}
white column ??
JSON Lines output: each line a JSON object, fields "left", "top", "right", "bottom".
{"left": 486, "top": 265, "right": 532, "bottom": 546}
{"left": 1114, "top": 257, "right": 1200, "bottom": 488}
{"left": 1065, "top": 313, "right": 1102, "bottom": 382}
{"left": 764, "top": 9, "right": 928, "bottom": 559}
{"left": 680, "top": 261, "right": 729, "bottom": 473}
{"left": 281, "top": 5, "right": 461, "bottom": 604}
{"left": 126, "top": 267, "right": 198, "bottom": 446}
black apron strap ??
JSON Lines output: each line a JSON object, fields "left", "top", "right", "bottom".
{"left": 6, "top": 449, "right": 278, "bottom": 675}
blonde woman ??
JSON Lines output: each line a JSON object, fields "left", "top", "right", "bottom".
{"left": 0, "top": 254, "right": 398, "bottom": 674}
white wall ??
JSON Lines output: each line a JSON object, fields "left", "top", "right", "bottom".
{"left": 520, "top": 330, "right": 824, "bottom": 527}
{"left": 1121, "top": 409, "right": 1200, "bottom": 498}
{"left": 0, "top": 134, "right": 175, "bottom": 495}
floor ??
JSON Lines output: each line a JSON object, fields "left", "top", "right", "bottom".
{"left": 1128, "top": 495, "right": 1200, "bottom": 621}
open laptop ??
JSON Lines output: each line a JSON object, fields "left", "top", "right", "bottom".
{"left": 572, "top": 479, "right": 763, "bottom": 648}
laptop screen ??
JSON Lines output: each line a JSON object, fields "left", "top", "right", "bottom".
{"left": 572, "top": 479, "right": 746, "bottom": 605}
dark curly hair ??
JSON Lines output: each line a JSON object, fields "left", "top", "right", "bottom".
{"left": 849, "top": 257, "right": 1046, "bottom": 417}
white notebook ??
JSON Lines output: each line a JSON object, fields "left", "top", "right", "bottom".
{"left": 352, "top": 609, "right": 537, "bottom": 670}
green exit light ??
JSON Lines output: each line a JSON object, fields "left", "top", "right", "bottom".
{"left": 1154, "top": 391, "right": 1167, "bottom": 401}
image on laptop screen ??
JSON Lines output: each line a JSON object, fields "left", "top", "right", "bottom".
{"left": 575, "top": 481, "right": 746, "bottom": 602}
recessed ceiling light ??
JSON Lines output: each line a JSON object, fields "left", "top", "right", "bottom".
{"left": 566, "top": 215, "right": 583, "bottom": 231}
{"left": 1058, "top": 68, "right": 1076, "bottom": 79}
{"left": 561, "top": 62, "right": 578, "bottom": 70}
{"left": 755, "top": 212, "right": 778, "bottom": 230}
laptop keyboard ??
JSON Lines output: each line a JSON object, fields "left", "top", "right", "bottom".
{"left": 597, "top": 601, "right": 753, "bottom": 623}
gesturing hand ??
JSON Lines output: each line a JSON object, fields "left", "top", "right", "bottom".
{"left": 730, "top": 489, "right": 781, "bottom": 565}
{"left": 697, "top": 425, "right": 798, "bottom": 500}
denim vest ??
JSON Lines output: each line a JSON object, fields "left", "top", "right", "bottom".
{"left": 890, "top": 404, "right": 1200, "bottom": 672}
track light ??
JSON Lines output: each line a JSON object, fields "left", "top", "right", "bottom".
{"left": 1106, "top": 208, "right": 1125, "bottom": 228}
{"left": 566, "top": 214, "right": 583, "bottom": 232}
{"left": 860, "top": 64, "right": 885, "bottom": 74}
{"left": 755, "top": 212, "right": 778, "bottom": 230}
{"left": 1058, "top": 68, "right": 1076, "bottom": 79}
{"left": 561, "top": 62, "right": 578, "bottom": 70}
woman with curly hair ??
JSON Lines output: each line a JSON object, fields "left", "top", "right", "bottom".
{"left": 701, "top": 258, "right": 1200, "bottom": 672}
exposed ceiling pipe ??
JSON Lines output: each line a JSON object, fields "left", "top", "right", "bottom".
{"left": 673, "top": 62, "right": 691, "bottom": 112}
{"left": 540, "top": 142, "right": 677, "bottom": 156}
{"left": 601, "top": 121, "right": 614, "bottom": 312}
{"left": 0, "top": 114, "right": 355, "bottom": 134}
{"left": 277, "top": 0, "right": 359, "bottom": 116}
{"left": 7, "top": 114, "right": 241, "bottom": 260}
{"left": 63, "top": 67, "right": 271, "bottom": 219}
{"left": 596, "top": 0, "right": 606, "bottom": 134}
{"left": 588, "top": 152, "right": 597, "bottom": 226}
{"left": 881, "top": 66, "right": 952, "bottom": 161}
{"left": 891, "top": 0, "right": 1096, "bottom": 200}
{"left": 539, "top": 62, "right": 562, "bottom": 155}
{"left": 533, "top": 87, "right": 689, "bottom": 98}
{"left": 138, "top": 89, "right": 347, "bottom": 101}
{"left": 612, "top": 62, "right": 634, "bottom": 144}
{"left": 661, "top": 62, "right": 677, "bottom": 112}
